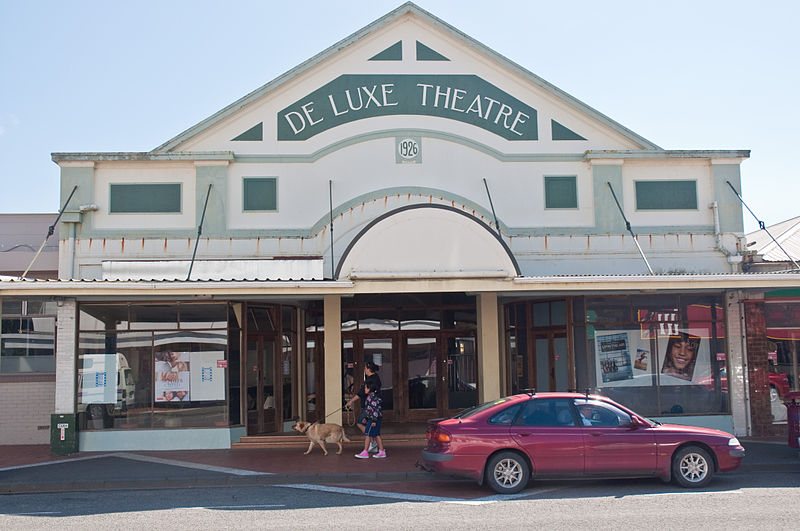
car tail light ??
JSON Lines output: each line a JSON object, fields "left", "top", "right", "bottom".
{"left": 437, "top": 432, "right": 451, "bottom": 443}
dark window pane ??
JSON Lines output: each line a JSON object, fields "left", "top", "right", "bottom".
{"left": 635, "top": 181, "right": 697, "bottom": 210}
{"left": 243, "top": 177, "right": 277, "bottom": 211}
{"left": 545, "top": 176, "right": 578, "bottom": 208}
{"left": 110, "top": 183, "right": 181, "bottom": 213}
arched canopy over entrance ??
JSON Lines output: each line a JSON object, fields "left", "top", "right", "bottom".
{"left": 335, "top": 204, "right": 520, "bottom": 280}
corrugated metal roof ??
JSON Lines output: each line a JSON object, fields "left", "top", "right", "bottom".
{"left": 747, "top": 216, "right": 800, "bottom": 262}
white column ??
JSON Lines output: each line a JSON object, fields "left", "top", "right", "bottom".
{"left": 727, "top": 289, "right": 751, "bottom": 437}
{"left": 55, "top": 299, "right": 77, "bottom": 414}
{"left": 323, "top": 295, "right": 342, "bottom": 425}
{"left": 477, "top": 292, "right": 501, "bottom": 403}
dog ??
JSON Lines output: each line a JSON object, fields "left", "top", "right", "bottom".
{"left": 291, "top": 420, "right": 351, "bottom": 455}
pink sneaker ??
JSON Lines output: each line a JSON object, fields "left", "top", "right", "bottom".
{"left": 372, "top": 450, "right": 387, "bottom": 458}
{"left": 354, "top": 450, "right": 370, "bottom": 459}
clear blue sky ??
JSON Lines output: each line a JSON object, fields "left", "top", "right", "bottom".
{"left": 1, "top": 1, "right": 797, "bottom": 233}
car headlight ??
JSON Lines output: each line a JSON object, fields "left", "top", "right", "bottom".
{"left": 728, "top": 437, "right": 741, "bottom": 447}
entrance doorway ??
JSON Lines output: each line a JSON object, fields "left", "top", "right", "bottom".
{"left": 507, "top": 299, "right": 573, "bottom": 394}
{"left": 244, "top": 305, "right": 297, "bottom": 435}
{"left": 404, "top": 333, "right": 478, "bottom": 421}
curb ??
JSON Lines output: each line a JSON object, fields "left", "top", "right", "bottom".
{"left": 0, "top": 470, "right": 441, "bottom": 495}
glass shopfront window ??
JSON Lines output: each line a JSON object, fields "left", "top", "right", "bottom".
{"left": 584, "top": 294, "right": 728, "bottom": 417}
{"left": 77, "top": 302, "right": 229, "bottom": 431}
{"left": 764, "top": 300, "right": 800, "bottom": 423}
{"left": 1, "top": 298, "right": 57, "bottom": 373}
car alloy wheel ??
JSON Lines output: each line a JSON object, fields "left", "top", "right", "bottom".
{"left": 673, "top": 445, "right": 714, "bottom": 488}
{"left": 486, "top": 451, "right": 530, "bottom": 494}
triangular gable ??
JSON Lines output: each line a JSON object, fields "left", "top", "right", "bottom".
{"left": 153, "top": 2, "right": 660, "bottom": 153}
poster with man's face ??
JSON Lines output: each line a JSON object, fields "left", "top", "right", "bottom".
{"left": 657, "top": 329, "right": 710, "bottom": 385}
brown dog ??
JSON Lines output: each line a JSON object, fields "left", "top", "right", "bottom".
{"left": 291, "top": 421, "right": 351, "bottom": 455}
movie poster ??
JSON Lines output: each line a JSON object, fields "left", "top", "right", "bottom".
{"left": 657, "top": 328, "right": 711, "bottom": 385}
{"left": 594, "top": 331, "right": 653, "bottom": 387}
{"left": 155, "top": 351, "right": 191, "bottom": 402}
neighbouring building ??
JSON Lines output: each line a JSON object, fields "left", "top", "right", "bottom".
{"left": 1, "top": 3, "right": 798, "bottom": 451}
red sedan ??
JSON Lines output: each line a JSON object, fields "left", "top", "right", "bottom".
{"left": 421, "top": 392, "right": 745, "bottom": 494}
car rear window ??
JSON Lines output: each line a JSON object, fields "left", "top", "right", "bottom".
{"left": 454, "top": 398, "right": 515, "bottom": 419}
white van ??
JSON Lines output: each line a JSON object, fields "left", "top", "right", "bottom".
{"left": 78, "top": 353, "right": 136, "bottom": 427}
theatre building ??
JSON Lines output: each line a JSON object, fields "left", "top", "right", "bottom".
{"left": 2, "top": 3, "right": 799, "bottom": 451}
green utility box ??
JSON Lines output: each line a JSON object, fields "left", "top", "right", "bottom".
{"left": 50, "top": 413, "right": 78, "bottom": 455}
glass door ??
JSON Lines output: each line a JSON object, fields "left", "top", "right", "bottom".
{"left": 534, "top": 332, "right": 570, "bottom": 392}
{"left": 406, "top": 336, "right": 439, "bottom": 420}
{"left": 444, "top": 335, "right": 478, "bottom": 415}
{"left": 245, "top": 335, "right": 276, "bottom": 434}
{"left": 342, "top": 335, "right": 396, "bottom": 421}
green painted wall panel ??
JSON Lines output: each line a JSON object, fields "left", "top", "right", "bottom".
{"left": 369, "top": 41, "right": 402, "bottom": 61}
{"left": 278, "top": 74, "right": 537, "bottom": 141}
{"left": 231, "top": 122, "right": 263, "bottom": 141}
{"left": 195, "top": 166, "right": 227, "bottom": 236}
{"left": 416, "top": 41, "right": 449, "bottom": 61}
{"left": 712, "top": 164, "right": 744, "bottom": 233}
{"left": 593, "top": 164, "right": 624, "bottom": 233}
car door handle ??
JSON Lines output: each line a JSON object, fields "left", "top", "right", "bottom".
{"left": 515, "top": 433, "right": 531, "bottom": 437}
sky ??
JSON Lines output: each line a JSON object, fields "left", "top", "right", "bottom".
{"left": 1, "top": 0, "right": 797, "bottom": 233}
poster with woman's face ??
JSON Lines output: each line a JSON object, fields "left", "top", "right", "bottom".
{"left": 658, "top": 329, "right": 710, "bottom": 384}
{"left": 155, "top": 351, "right": 190, "bottom": 401}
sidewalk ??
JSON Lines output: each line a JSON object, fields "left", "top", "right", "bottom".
{"left": 1, "top": 438, "right": 797, "bottom": 494}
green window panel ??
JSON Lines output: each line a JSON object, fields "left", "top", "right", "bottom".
{"left": 635, "top": 181, "right": 697, "bottom": 210}
{"left": 545, "top": 176, "right": 578, "bottom": 209}
{"left": 369, "top": 41, "right": 402, "bottom": 61}
{"left": 243, "top": 177, "right": 277, "bottom": 211}
{"left": 109, "top": 183, "right": 181, "bottom": 213}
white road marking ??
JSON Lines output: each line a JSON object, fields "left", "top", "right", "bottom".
{"left": 278, "top": 483, "right": 468, "bottom": 503}
{"left": 110, "top": 452, "right": 272, "bottom": 476}
{"left": 277, "top": 483, "right": 561, "bottom": 504}
{"left": 0, "top": 452, "right": 270, "bottom": 476}
{"left": 190, "top": 504, "right": 286, "bottom": 509}
{"left": 0, "top": 454, "right": 113, "bottom": 472}
{"left": 8, "top": 511, "right": 62, "bottom": 515}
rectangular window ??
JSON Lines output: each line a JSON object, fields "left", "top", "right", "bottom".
{"left": 635, "top": 181, "right": 697, "bottom": 210}
{"left": 109, "top": 183, "right": 181, "bottom": 213}
{"left": 243, "top": 177, "right": 277, "bottom": 211}
{"left": 1, "top": 298, "right": 57, "bottom": 373}
{"left": 544, "top": 176, "right": 577, "bottom": 209}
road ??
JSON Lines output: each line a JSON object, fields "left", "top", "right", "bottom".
{"left": 1, "top": 468, "right": 798, "bottom": 530}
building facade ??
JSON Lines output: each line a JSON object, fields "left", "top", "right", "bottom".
{"left": 2, "top": 3, "right": 799, "bottom": 450}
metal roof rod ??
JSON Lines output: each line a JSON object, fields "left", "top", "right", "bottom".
{"left": 726, "top": 180, "right": 800, "bottom": 271}
{"left": 606, "top": 182, "right": 654, "bottom": 275}
{"left": 187, "top": 184, "right": 213, "bottom": 281}
{"left": 20, "top": 185, "right": 78, "bottom": 279}
{"left": 483, "top": 178, "right": 501, "bottom": 236}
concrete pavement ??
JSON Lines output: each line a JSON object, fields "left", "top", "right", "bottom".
{"left": 1, "top": 438, "right": 797, "bottom": 494}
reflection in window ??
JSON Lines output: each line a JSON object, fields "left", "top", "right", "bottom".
{"left": 1, "top": 298, "right": 56, "bottom": 373}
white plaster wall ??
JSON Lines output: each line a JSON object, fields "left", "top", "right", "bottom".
{"left": 226, "top": 138, "right": 595, "bottom": 231}
{"left": 623, "top": 160, "right": 714, "bottom": 227}
{"left": 92, "top": 163, "right": 196, "bottom": 230}
{"left": 176, "top": 15, "right": 643, "bottom": 156}
{"left": 336, "top": 207, "right": 517, "bottom": 278}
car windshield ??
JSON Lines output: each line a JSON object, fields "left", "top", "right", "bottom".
{"left": 453, "top": 398, "right": 514, "bottom": 419}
